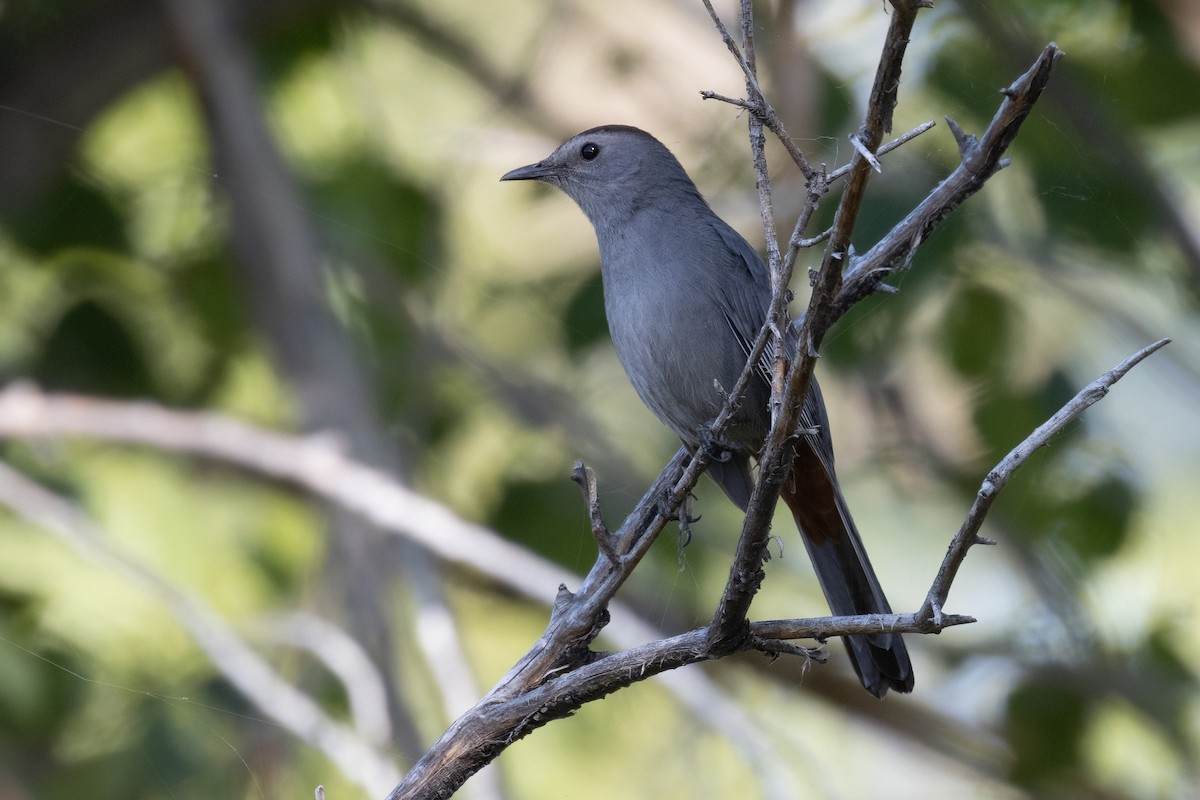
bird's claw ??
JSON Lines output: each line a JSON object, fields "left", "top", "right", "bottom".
{"left": 697, "top": 425, "right": 735, "bottom": 463}
{"left": 657, "top": 491, "right": 700, "bottom": 555}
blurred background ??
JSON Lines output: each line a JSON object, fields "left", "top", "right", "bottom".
{"left": 0, "top": 0, "right": 1197, "bottom": 797}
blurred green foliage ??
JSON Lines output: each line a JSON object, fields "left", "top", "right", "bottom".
{"left": 0, "top": 0, "right": 1197, "bottom": 798}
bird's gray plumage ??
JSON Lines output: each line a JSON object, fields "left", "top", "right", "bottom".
{"left": 503, "top": 125, "right": 912, "bottom": 697}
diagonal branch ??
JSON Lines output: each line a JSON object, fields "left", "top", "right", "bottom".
{"left": 385, "top": 12, "right": 1082, "bottom": 800}
{"left": 1, "top": 329, "right": 1164, "bottom": 800}
{"left": 700, "top": 0, "right": 815, "bottom": 180}
{"left": 832, "top": 42, "right": 1066, "bottom": 320}
{"left": 921, "top": 337, "right": 1171, "bottom": 623}
{"left": 380, "top": 9, "right": 1085, "bottom": 799}
{"left": 801, "top": 0, "right": 929, "bottom": 346}
{"left": 0, "top": 383, "right": 575, "bottom": 604}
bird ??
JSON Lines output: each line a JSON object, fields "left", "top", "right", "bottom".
{"left": 502, "top": 125, "right": 913, "bottom": 697}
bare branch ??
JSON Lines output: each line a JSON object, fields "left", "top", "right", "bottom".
{"left": 833, "top": 42, "right": 1065, "bottom": 320}
{"left": 0, "top": 383, "right": 575, "bottom": 605}
{"left": 571, "top": 461, "right": 614, "bottom": 561}
{"left": 389, "top": 606, "right": 973, "bottom": 800}
{"left": 727, "top": 0, "right": 794, "bottom": 431}
{"left": 374, "top": 14, "right": 1123, "bottom": 799}
{"left": 794, "top": 227, "right": 832, "bottom": 249}
{"left": 827, "top": 120, "right": 938, "bottom": 182}
{"left": 921, "top": 338, "right": 1172, "bottom": 624}
{"left": 5, "top": 3, "right": 1125, "bottom": 795}
{"left": 699, "top": 0, "right": 815, "bottom": 180}
{"left": 849, "top": 132, "right": 883, "bottom": 172}
{"left": 389, "top": 333, "right": 1167, "bottom": 798}
{"left": 802, "top": 0, "right": 928, "bottom": 343}
{"left": 0, "top": 385, "right": 787, "bottom": 797}
{"left": 708, "top": 0, "right": 932, "bottom": 652}
{"left": 784, "top": 120, "right": 936, "bottom": 258}
{"left": 2, "top": 1, "right": 1105, "bottom": 796}
{"left": 698, "top": 88, "right": 756, "bottom": 111}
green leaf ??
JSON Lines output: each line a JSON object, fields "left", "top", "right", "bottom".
{"left": 5, "top": 173, "right": 128, "bottom": 255}
{"left": 1006, "top": 677, "right": 1091, "bottom": 788}
{"left": 30, "top": 299, "right": 155, "bottom": 398}
{"left": 308, "top": 156, "right": 443, "bottom": 284}
{"left": 939, "top": 282, "right": 1013, "bottom": 379}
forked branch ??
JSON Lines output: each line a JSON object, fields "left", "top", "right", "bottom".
{"left": 0, "top": 4, "right": 1156, "bottom": 799}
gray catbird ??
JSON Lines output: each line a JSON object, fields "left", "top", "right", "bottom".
{"left": 502, "top": 125, "right": 913, "bottom": 697}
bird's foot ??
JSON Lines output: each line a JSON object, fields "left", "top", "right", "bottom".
{"left": 657, "top": 491, "right": 700, "bottom": 552}
{"left": 696, "top": 424, "right": 735, "bottom": 464}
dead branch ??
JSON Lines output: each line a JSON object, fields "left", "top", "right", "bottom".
{"left": 709, "top": 0, "right": 933, "bottom": 652}
{"left": 387, "top": 332, "right": 1163, "bottom": 797}
{"left": 382, "top": 8, "right": 1081, "bottom": 800}
{"left": 921, "top": 337, "right": 1171, "bottom": 624}
{"left": 0, "top": 2, "right": 1160, "bottom": 796}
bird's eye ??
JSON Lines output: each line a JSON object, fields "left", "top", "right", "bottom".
{"left": 580, "top": 142, "right": 600, "bottom": 161}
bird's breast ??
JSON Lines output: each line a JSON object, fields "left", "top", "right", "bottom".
{"left": 600, "top": 258, "right": 761, "bottom": 448}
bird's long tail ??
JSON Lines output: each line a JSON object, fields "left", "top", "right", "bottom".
{"left": 779, "top": 436, "right": 914, "bottom": 697}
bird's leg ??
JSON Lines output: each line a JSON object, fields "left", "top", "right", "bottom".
{"left": 656, "top": 490, "right": 700, "bottom": 550}
{"left": 696, "top": 423, "right": 735, "bottom": 464}
{"left": 675, "top": 493, "right": 700, "bottom": 567}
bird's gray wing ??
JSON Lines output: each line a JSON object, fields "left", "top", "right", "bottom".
{"left": 707, "top": 217, "right": 778, "bottom": 385}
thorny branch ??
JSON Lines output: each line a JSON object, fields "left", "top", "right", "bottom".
{"left": 833, "top": 42, "right": 1064, "bottom": 318}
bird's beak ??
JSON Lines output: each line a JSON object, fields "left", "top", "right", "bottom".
{"left": 500, "top": 161, "right": 557, "bottom": 182}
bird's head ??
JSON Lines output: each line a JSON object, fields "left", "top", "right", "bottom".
{"left": 501, "top": 125, "right": 699, "bottom": 227}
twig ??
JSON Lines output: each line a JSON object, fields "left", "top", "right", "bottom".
{"left": 794, "top": 228, "right": 832, "bottom": 249}
{"left": 708, "top": 0, "right": 932, "bottom": 652}
{"left": 827, "top": 120, "right": 937, "bottom": 182}
{"left": 831, "top": 42, "right": 1066, "bottom": 320}
{"left": 393, "top": 333, "right": 1165, "bottom": 798}
{"left": 957, "top": 1, "right": 1200, "bottom": 288}
{"left": 802, "top": 0, "right": 928, "bottom": 343}
{"left": 706, "top": 28, "right": 1063, "bottom": 682}
{"left": 849, "top": 132, "right": 883, "bottom": 172}
{"left": 786, "top": 120, "right": 937, "bottom": 256}
{"left": 732, "top": 0, "right": 792, "bottom": 427}
{"left": 571, "top": 461, "right": 614, "bottom": 562}
{"left": 698, "top": 89, "right": 755, "bottom": 111}
{"left": 45, "top": 5, "right": 1125, "bottom": 797}
{"left": 921, "top": 338, "right": 1172, "bottom": 624}
{"left": 699, "top": 0, "right": 815, "bottom": 181}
